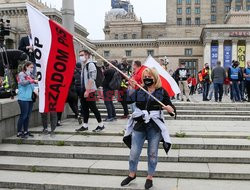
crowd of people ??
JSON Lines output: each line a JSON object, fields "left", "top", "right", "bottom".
{"left": 171, "top": 60, "right": 250, "bottom": 103}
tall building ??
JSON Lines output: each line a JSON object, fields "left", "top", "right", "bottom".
{"left": 93, "top": 0, "right": 250, "bottom": 74}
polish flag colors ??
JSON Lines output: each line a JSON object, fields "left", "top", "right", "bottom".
{"left": 26, "top": 4, "right": 76, "bottom": 113}
{"left": 142, "top": 56, "right": 180, "bottom": 97}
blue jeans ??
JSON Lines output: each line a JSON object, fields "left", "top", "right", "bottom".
{"left": 129, "top": 124, "right": 161, "bottom": 176}
{"left": 203, "top": 82, "right": 210, "bottom": 100}
{"left": 231, "top": 81, "right": 241, "bottom": 102}
{"left": 214, "top": 83, "right": 223, "bottom": 101}
{"left": 17, "top": 100, "right": 33, "bottom": 133}
{"left": 239, "top": 80, "right": 245, "bottom": 100}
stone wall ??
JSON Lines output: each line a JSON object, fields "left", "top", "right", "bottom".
{"left": 0, "top": 98, "right": 69, "bottom": 143}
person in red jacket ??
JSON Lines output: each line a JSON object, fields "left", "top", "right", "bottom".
{"left": 187, "top": 74, "right": 197, "bottom": 95}
{"left": 201, "top": 63, "right": 211, "bottom": 101}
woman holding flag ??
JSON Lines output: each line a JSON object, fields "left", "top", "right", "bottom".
{"left": 122, "top": 67, "right": 176, "bottom": 189}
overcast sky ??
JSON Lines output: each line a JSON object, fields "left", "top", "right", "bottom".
{"left": 41, "top": 0, "right": 166, "bottom": 40}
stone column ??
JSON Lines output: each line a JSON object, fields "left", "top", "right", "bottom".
{"left": 203, "top": 41, "right": 211, "bottom": 66}
{"left": 232, "top": 39, "right": 238, "bottom": 62}
{"left": 218, "top": 40, "right": 224, "bottom": 64}
{"left": 246, "top": 40, "right": 250, "bottom": 63}
{"left": 62, "top": 0, "right": 75, "bottom": 34}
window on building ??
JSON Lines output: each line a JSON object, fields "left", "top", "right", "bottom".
{"left": 177, "top": 0, "right": 182, "bottom": 5}
{"left": 225, "top": 6, "right": 231, "bottom": 12}
{"left": 185, "top": 49, "right": 193, "bottom": 56}
{"left": 186, "top": 18, "right": 191, "bottom": 25}
{"left": 177, "top": 8, "right": 182, "bottom": 14}
{"left": 115, "top": 34, "right": 118, "bottom": 39}
{"left": 224, "top": 0, "right": 231, "bottom": 3}
{"left": 186, "top": 0, "right": 191, "bottom": 5}
{"left": 247, "top": 0, "right": 250, "bottom": 3}
{"left": 235, "top": 0, "right": 241, "bottom": 2}
{"left": 147, "top": 50, "right": 154, "bottom": 56}
{"left": 195, "top": 0, "right": 200, "bottom": 4}
{"left": 132, "top": 34, "right": 136, "bottom": 39}
{"left": 195, "top": 17, "right": 200, "bottom": 25}
{"left": 211, "top": 6, "right": 216, "bottom": 13}
{"left": 104, "top": 51, "right": 110, "bottom": 57}
{"left": 247, "top": 5, "right": 250, "bottom": 11}
{"left": 186, "top": 7, "right": 191, "bottom": 14}
{"left": 235, "top": 5, "right": 241, "bottom": 11}
{"left": 125, "top": 50, "right": 132, "bottom": 57}
{"left": 211, "top": 15, "right": 216, "bottom": 22}
{"left": 177, "top": 18, "right": 182, "bottom": 25}
{"left": 195, "top": 7, "right": 200, "bottom": 14}
{"left": 211, "top": 0, "right": 216, "bottom": 4}
{"left": 123, "top": 34, "right": 128, "bottom": 39}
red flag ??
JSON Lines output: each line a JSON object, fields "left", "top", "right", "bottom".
{"left": 27, "top": 3, "right": 76, "bottom": 112}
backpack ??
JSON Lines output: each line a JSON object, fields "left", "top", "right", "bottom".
{"left": 86, "top": 62, "right": 104, "bottom": 88}
{"left": 109, "top": 70, "right": 122, "bottom": 90}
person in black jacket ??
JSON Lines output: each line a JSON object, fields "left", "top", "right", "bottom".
{"left": 18, "top": 32, "right": 36, "bottom": 74}
{"left": 121, "top": 67, "right": 175, "bottom": 189}
{"left": 102, "top": 61, "right": 117, "bottom": 122}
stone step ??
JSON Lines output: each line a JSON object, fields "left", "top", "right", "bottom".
{"left": 91, "top": 108, "right": 250, "bottom": 116}
{"left": 3, "top": 134, "right": 250, "bottom": 150}
{"left": 0, "top": 170, "right": 176, "bottom": 190}
{"left": 96, "top": 101, "right": 250, "bottom": 108}
{"left": 96, "top": 105, "right": 250, "bottom": 111}
{"left": 3, "top": 170, "right": 250, "bottom": 190}
{"left": 82, "top": 113, "right": 250, "bottom": 121}
{"left": 30, "top": 130, "right": 250, "bottom": 139}
{"left": 1, "top": 156, "right": 250, "bottom": 180}
{"left": 1, "top": 144, "right": 250, "bottom": 164}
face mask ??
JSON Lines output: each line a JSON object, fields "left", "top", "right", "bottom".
{"left": 143, "top": 78, "right": 154, "bottom": 87}
{"left": 79, "top": 56, "right": 86, "bottom": 63}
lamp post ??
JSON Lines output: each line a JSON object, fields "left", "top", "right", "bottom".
{"left": 62, "top": 0, "right": 75, "bottom": 34}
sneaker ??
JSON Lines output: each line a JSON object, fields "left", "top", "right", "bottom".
{"left": 75, "top": 126, "right": 88, "bottom": 132}
{"left": 181, "top": 98, "right": 184, "bottom": 101}
{"left": 24, "top": 132, "right": 34, "bottom": 138}
{"left": 17, "top": 132, "right": 23, "bottom": 138}
{"left": 121, "top": 175, "right": 136, "bottom": 186}
{"left": 187, "top": 99, "right": 190, "bottom": 102}
{"left": 103, "top": 118, "right": 114, "bottom": 122}
{"left": 57, "top": 120, "right": 62, "bottom": 127}
{"left": 77, "top": 116, "right": 83, "bottom": 125}
{"left": 145, "top": 179, "right": 153, "bottom": 189}
{"left": 92, "top": 125, "right": 105, "bottom": 132}
{"left": 42, "top": 128, "right": 49, "bottom": 135}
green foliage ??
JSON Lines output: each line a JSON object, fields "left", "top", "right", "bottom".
{"left": 35, "top": 140, "right": 45, "bottom": 145}
{"left": 16, "top": 139, "right": 23, "bottom": 145}
{"left": 56, "top": 141, "right": 65, "bottom": 146}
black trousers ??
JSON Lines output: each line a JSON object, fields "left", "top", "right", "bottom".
{"left": 81, "top": 91, "right": 102, "bottom": 123}
{"left": 57, "top": 95, "right": 79, "bottom": 121}
{"left": 118, "top": 89, "right": 129, "bottom": 116}
{"left": 246, "top": 81, "right": 250, "bottom": 101}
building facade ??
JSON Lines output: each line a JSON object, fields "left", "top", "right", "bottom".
{"left": 94, "top": 0, "right": 250, "bottom": 75}
{"left": 0, "top": 0, "right": 94, "bottom": 53}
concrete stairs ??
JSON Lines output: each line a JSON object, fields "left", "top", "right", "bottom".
{"left": 84, "top": 101, "right": 250, "bottom": 121}
{"left": 0, "top": 117, "right": 250, "bottom": 189}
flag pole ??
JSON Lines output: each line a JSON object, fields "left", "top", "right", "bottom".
{"left": 74, "top": 37, "right": 167, "bottom": 108}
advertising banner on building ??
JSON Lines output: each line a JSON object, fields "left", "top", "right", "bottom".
{"left": 211, "top": 45, "right": 218, "bottom": 68}
{"left": 238, "top": 45, "right": 246, "bottom": 68}
{"left": 224, "top": 45, "right": 232, "bottom": 69}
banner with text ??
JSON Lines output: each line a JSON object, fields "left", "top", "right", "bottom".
{"left": 224, "top": 45, "right": 232, "bottom": 69}
{"left": 238, "top": 45, "right": 246, "bottom": 68}
{"left": 211, "top": 45, "right": 218, "bottom": 69}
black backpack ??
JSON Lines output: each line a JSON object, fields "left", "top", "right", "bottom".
{"left": 109, "top": 70, "right": 122, "bottom": 90}
{"left": 86, "top": 62, "right": 104, "bottom": 88}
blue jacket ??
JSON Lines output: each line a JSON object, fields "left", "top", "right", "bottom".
{"left": 17, "top": 72, "right": 34, "bottom": 101}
